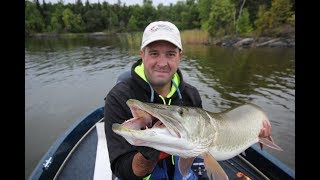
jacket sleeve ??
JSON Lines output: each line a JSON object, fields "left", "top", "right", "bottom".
{"left": 184, "top": 83, "right": 203, "bottom": 108}
{"left": 103, "top": 82, "right": 142, "bottom": 179}
{"left": 192, "top": 87, "right": 202, "bottom": 108}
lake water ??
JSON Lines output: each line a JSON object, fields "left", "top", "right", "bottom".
{"left": 25, "top": 35, "right": 295, "bottom": 179}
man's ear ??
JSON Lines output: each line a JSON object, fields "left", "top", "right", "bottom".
{"left": 179, "top": 50, "right": 183, "bottom": 58}
{"left": 140, "top": 49, "right": 145, "bottom": 59}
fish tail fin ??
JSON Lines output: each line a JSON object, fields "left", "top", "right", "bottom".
{"left": 259, "top": 136, "right": 283, "bottom": 151}
{"left": 203, "top": 152, "right": 229, "bottom": 180}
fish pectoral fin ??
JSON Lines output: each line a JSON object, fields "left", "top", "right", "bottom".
{"left": 178, "top": 157, "right": 195, "bottom": 177}
{"left": 203, "top": 152, "right": 229, "bottom": 180}
{"left": 259, "top": 136, "right": 283, "bottom": 151}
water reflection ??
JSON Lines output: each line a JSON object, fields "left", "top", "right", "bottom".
{"left": 182, "top": 45, "right": 294, "bottom": 108}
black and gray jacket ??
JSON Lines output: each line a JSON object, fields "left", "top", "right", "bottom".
{"left": 104, "top": 59, "right": 202, "bottom": 179}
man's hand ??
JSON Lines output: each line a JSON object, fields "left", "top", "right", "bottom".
{"left": 134, "top": 146, "right": 161, "bottom": 161}
{"left": 134, "top": 146, "right": 170, "bottom": 161}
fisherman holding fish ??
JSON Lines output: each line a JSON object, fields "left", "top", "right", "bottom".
{"left": 103, "top": 21, "right": 273, "bottom": 180}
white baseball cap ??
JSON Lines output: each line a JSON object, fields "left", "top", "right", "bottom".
{"left": 141, "top": 21, "right": 182, "bottom": 51}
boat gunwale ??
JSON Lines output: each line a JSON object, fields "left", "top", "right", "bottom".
{"left": 28, "top": 106, "right": 104, "bottom": 180}
{"left": 53, "top": 118, "right": 104, "bottom": 179}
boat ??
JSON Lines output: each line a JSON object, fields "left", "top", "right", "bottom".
{"left": 29, "top": 72, "right": 295, "bottom": 180}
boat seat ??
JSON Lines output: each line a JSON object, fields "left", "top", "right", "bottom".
{"left": 92, "top": 71, "right": 131, "bottom": 180}
{"left": 93, "top": 122, "right": 113, "bottom": 180}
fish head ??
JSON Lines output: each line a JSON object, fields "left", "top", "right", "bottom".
{"left": 112, "top": 99, "right": 213, "bottom": 156}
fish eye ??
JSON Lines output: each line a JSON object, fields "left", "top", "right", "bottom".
{"left": 178, "top": 108, "right": 183, "bottom": 116}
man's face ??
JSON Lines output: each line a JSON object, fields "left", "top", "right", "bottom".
{"left": 141, "top": 40, "right": 182, "bottom": 87}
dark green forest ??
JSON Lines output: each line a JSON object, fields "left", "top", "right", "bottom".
{"left": 25, "top": 0, "right": 295, "bottom": 38}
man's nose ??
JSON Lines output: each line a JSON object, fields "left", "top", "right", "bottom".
{"left": 156, "top": 54, "right": 168, "bottom": 66}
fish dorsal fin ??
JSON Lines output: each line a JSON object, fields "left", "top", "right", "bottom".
{"left": 259, "top": 136, "right": 283, "bottom": 151}
{"left": 203, "top": 152, "right": 229, "bottom": 180}
{"left": 178, "top": 157, "right": 196, "bottom": 177}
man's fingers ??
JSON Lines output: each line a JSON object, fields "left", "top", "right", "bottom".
{"left": 259, "top": 128, "right": 266, "bottom": 137}
{"left": 260, "top": 120, "right": 272, "bottom": 138}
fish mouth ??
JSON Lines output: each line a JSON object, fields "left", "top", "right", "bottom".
{"left": 122, "top": 99, "right": 181, "bottom": 138}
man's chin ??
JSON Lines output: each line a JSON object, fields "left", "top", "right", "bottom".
{"left": 150, "top": 78, "right": 170, "bottom": 87}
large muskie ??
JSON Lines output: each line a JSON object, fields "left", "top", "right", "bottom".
{"left": 112, "top": 99, "right": 283, "bottom": 180}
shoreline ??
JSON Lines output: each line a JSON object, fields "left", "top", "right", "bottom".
{"left": 26, "top": 32, "right": 295, "bottom": 48}
{"left": 207, "top": 36, "right": 295, "bottom": 48}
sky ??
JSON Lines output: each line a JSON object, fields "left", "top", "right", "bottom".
{"left": 44, "top": 0, "right": 180, "bottom": 6}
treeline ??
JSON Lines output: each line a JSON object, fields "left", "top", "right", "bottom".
{"left": 25, "top": 0, "right": 295, "bottom": 38}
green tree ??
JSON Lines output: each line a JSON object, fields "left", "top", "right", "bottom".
{"left": 179, "top": 0, "right": 200, "bottom": 29}
{"left": 62, "top": 8, "right": 85, "bottom": 32}
{"left": 109, "top": 10, "right": 120, "bottom": 30}
{"left": 231, "top": 0, "right": 271, "bottom": 28}
{"left": 84, "top": 0, "right": 91, "bottom": 12}
{"left": 127, "top": 15, "right": 138, "bottom": 31}
{"left": 141, "top": 0, "right": 157, "bottom": 28}
{"left": 206, "top": 0, "right": 236, "bottom": 36}
{"left": 269, "top": 0, "right": 294, "bottom": 37}
{"left": 83, "top": 9, "right": 103, "bottom": 32}
{"left": 50, "top": 16, "right": 63, "bottom": 32}
{"left": 269, "top": 0, "right": 293, "bottom": 25}
{"left": 25, "top": 0, "right": 294, "bottom": 38}
{"left": 73, "top": 0, "right": 84, "bottom": 15}
{"left": 47, "top": 1, "right": 65, "bottom": 32}
{"left": 237, "top": 8, "right": 253, "bottom": 36}
{"left": 198, "top": 0, "right": 213, "bottom": 30}
{"left": 62, "top": 8, "right": 73, "bottom": 31}
{"left": 179, "top": 11, "right": 190, "bottom": 29}
{"left": 254, "top": 0, "right": 294, "bottom": 37}
{"left": 41, "top": 0, "right": 51, "bottom": 29}
{"left": 254, "top": 5, "right": 269, "bottom": 36}
{"left": 25, "top": 1, "right": 45, "bottom": 34}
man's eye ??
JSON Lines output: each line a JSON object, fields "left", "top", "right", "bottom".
{"left": 168, "top": 53, "right": 176, "bottom": 57}
{"left": 150, "top": 52, "right": 158, "bottom": 56}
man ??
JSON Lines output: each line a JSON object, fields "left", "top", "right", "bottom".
{"left": 103, "top": 21, "right": 272, "bottom": 179}
{"left": 104, "top": 21, "right": 201, "bottom": 179}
